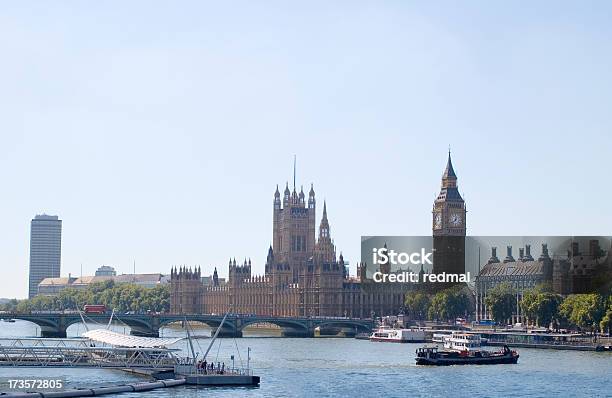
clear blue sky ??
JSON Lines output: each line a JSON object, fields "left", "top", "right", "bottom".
{"left": 1, "top": 1, "right": 610, "bottom": 298}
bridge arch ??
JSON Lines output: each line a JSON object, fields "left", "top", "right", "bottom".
{"left": 62, "top": 315, "right": 155, "bottom": 336}
{"left": 6, "top": 316, "right": 61, "bottom": 337}
{"left": 159, "top": 317, "right": 232, "bottom": 330}
{"left": 105, "top": 316, "right": 152, "bottom": 332}
{"left": 159, "top": 316, "right": 240, "bottom": 338}
{"left": 238, "top": 318, "right": 311, "bottom": 337}
{"left": 314, "top": 320, "right": 372, "bottom": 333}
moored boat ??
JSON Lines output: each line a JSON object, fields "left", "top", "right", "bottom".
{"left": 369, "top": 327, "right": 426, "bottom": 343}
{"left": 415, "top": 345, "right": 519, "bottom": 366}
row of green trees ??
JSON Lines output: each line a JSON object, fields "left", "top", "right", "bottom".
{"left": 404, "top": 283, "right": 612, "bottom": 334}
{"left": 0, "top": 281, "right": 170, "bottom": 314}
{"left": 484, "top": 282, "right": 612, "bottom": 333}
{"left": 404, "top": 286, "right": 474, "bottom": 322}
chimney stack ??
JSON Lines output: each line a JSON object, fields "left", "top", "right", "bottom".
{"left": 539, "top": 243, "right": 550, "bottom": 260}
{"left": 488, "top": 247, "right": 500, "bottom": 264}
{"left": 524, "top": 244, "right": 534, "bottom": 261}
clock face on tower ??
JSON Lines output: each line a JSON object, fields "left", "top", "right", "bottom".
{"left": 450, "top": 213, "right": 462, "bottom": 227}
{"left": 434, "top": 212, "right": 442, "bottom": 229}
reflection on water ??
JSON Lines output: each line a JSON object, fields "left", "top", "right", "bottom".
{"left": 0, "top": 320, "right": 610, "bottom": 397}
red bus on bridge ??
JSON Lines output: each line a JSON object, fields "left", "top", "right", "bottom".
{"left": 83, "top": 304, "right": 107, "bottom": 314}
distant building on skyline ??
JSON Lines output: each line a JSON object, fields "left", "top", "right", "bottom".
{"left": 28, "top": 214, "right": 62, "bottom": 298}
{"left": 95, "top": 265, "right": 117, "bottom": 276}
{"left": 37, "top": 272, "right": 167, "bottom": 296}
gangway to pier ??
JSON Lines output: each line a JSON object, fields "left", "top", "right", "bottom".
{"left": 0, "top": 336, "right": 181, "bottom": 369}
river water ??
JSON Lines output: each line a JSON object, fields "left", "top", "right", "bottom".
{"left": 0, "top": 320, "right": 610, "bottom": 397}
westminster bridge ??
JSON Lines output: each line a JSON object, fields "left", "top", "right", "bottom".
{"left": 2, "top": 312, "right": 375, "bottom": 338}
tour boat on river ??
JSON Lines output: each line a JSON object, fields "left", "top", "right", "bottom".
{"left": 369, "top": 327, "right": 426, "bottom": 343}
{"left": 443, "top": 331, "right": 483, "bottom": 351}
{"left": 415, "top": 345, "right": 519, "bottom": 365}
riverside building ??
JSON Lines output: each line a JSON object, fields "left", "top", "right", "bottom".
{"left": 28, "top": 214, "right": 62, "bottom": 298}
{"left": 37, "top": 273, "right": 167, "bottom": 295}
{"left": 475, "top": 240, "right": 612, "bottom": 323}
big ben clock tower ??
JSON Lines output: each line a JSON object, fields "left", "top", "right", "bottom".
{"left": 432, "top": 151, "right": 466, "bottom": 279}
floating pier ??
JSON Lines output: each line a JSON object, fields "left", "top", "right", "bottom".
{"left": 184, "top": 373, "right": 260, "bottom": 386}
{"left": 0, "top": 379, "right": 186, "bottom": 398}
{"left": 0, "top": 334, "right": 182, "bottom": 369}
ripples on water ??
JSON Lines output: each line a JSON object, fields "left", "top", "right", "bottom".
{"left": 0, "top": 320, "right": 610, "bottom": 397}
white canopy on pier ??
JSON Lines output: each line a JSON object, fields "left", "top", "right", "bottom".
{"left": 83, "top": 329, "right": 182, "bottom": 348}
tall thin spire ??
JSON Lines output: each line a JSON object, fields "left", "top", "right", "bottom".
{"left": 322, "top": 200, "right": 327, "bottom": 221}
{"left": 443, "top": 149, "right": 456, "bottom": 179}
{"left": 318, "top": 200, "right": 331, "bottom": 242}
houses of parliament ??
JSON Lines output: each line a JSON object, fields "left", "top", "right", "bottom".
{"left": 170, "top": 153, "right": 467, "bottom": 317}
